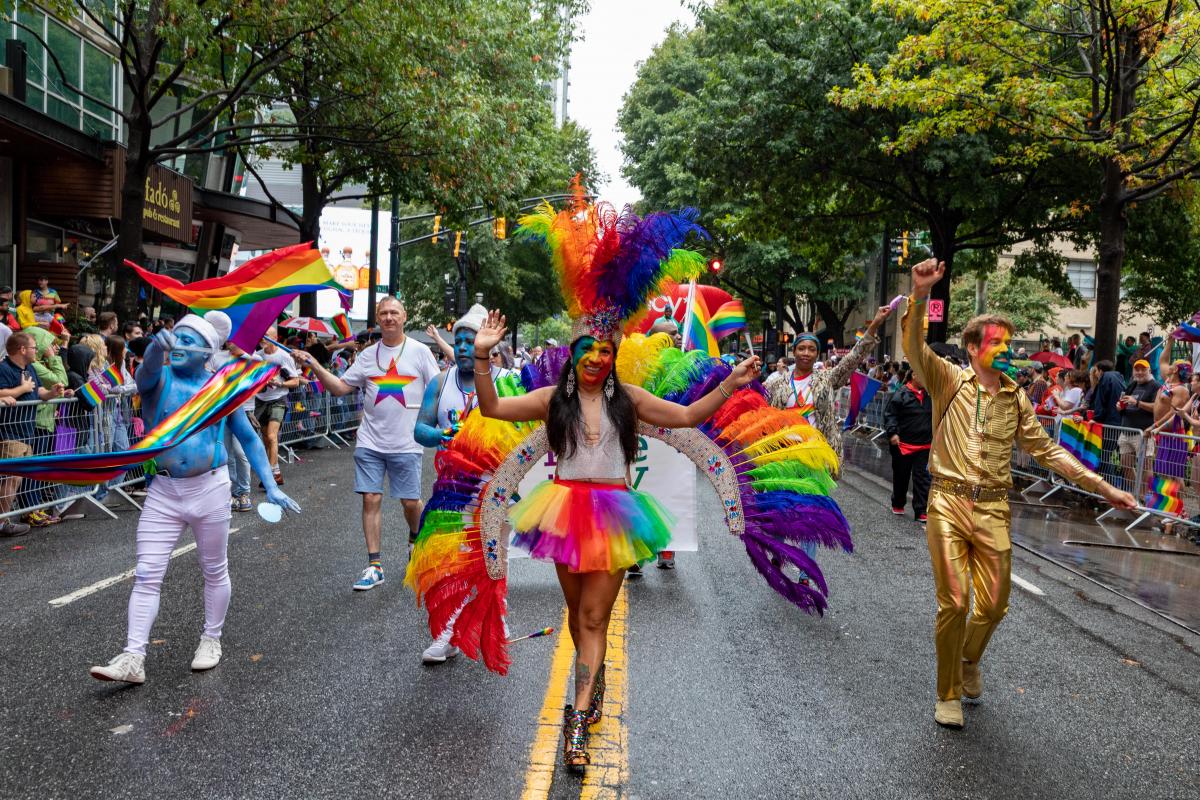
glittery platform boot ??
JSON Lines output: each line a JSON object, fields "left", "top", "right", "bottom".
{"left": 585, "top": 664, "right": 606, "bottom": 726}
{"left": 562, "top": 706, "right": 590, "bottom": 769}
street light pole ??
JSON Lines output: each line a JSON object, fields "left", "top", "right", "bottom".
{"left": 367, "top": 198, "right": 379, "bottom": 328}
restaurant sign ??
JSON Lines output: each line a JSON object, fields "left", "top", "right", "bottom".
{"left": 142, "top": 165, "right": 193, "bottom": 240}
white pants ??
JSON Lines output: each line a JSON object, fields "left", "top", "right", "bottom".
{"left": 124, "top": 470, "right": 233, "bottom": 655}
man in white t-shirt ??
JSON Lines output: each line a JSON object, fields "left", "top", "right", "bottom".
{"left": 254, "top": 326, "right": 300, "bottom": 485}
{"left": 295, "top": 296, "right": 439, "bottom": 590}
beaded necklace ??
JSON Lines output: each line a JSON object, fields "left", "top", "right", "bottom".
{"left": 375, "top": 336, "right": 408, "bottom": 372}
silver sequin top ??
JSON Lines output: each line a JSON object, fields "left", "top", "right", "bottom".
{"left": 555, "top": 410, "right": 626, "bottom": 481}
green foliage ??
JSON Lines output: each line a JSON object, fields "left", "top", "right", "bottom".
{"left": 947, "top": 266, "right": 1068, "bottom": 340}
{"left": 1122, "top": 189, "right": 1200, "bottom": 328}
{"left": 518, "top": 315, "right": 572, "bottom": 348}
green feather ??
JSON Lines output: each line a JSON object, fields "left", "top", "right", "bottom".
{"left": 746, "top": 461, "right": 837, "bottom": 495}
{"left": 646, "top": 349, "right": 709, "bottom": 397}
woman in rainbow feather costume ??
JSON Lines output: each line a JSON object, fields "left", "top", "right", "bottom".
{"left": 403, "top": 183, "right": 854, "bottom": 771}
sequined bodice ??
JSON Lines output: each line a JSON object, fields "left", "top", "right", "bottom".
{"left": 556, "top": 410, "right": 626, "bottom": 480}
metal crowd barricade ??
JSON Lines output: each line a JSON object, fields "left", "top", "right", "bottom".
{"left": 1111, "top": 429, "right": 1200, "bottom": 533}
{"left": 277, "top": 383, "right": 339, "bottom": 462}
{"left": 328, "top": 388, "right": 364, "bottom": 447}
{"left": 1012, "top": 414, "right": 1059, "bottom": 495}
{"left": 94, "top": 393, "right": 148, "bottom": 512}
{"left": 0, "top": 397, "right": 104, "bottom": 522}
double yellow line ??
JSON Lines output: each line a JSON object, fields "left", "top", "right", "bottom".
{"left": 520, "top": 584, "right": 631, "bottom": 800}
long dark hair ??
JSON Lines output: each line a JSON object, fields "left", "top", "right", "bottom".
{"left": 547, "top": 343, "right": 638, "bottom": 465}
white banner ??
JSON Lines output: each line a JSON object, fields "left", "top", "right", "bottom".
{"left": 512, "top": 432, "right": 698, "bottom": 557}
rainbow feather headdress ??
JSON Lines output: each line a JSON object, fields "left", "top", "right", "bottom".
{"left": 516, "top": 178, "right": 707, "bottom": 347}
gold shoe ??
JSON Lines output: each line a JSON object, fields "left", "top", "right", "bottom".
{"left": 962, "top": 661, "right": 982, "bottom": 700}
{"left": 934, "top": 699, "right": 964, "bottom": 729}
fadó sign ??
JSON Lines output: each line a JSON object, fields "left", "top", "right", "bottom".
{"left": 141, "top": 167, "right": 192, "bottom": 239}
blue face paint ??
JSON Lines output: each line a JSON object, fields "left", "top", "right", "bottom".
{"left": 571, "top": 336, "right": 597, "bottom": 366}
{"left": 169, "top": 327, "right": 213, "bottom": 371}
{"left": 454, "top": 329, "right": 476, "bottom": 372}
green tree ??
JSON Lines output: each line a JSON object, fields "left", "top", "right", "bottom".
{"left": 620, "top": 0, "right": 1084, "bottom": 344}
{"left": 1122, "top": 188, "right": 1200, "bottom": 327}
{"left": 837, "top": 0, "right": 1200, "bottom": 359}
{"left": 947, "top": 262, "right": 1071, "bottom": 340}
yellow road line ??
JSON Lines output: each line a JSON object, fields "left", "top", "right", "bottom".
{"left": 520, "top": 584, "right": 632, "bottom": 800}
{"left": 520, "top": 606, "right": 576, "bottom": 800}
{"left": 581, "top": 584, "right": 630, "bottom": 799}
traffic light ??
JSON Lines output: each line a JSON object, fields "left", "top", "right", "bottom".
{"left": 900, "top": 231, "right": 909, "bottom": 266}
{"left": 432, "top": 214, "right": 441, "bottom": 244}
{"left": 708, "top": 258, "right": 723, "bottom": 275}
{"left": 453, "top": 231, "right": 463, "bottom": 258}
{"left": 493, "top": 217, "right": 506, "bottom": 240}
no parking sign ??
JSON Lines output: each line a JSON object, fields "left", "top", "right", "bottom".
{"left": 928, "top": 299, "right": 945, "bottom": 322}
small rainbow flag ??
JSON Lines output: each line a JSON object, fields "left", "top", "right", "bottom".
{"left": 1145, "top": 475, "right": 1184, "bottom": 515}
{"left": 102, "top": 364, "right": 124, "bottom": 388}
{"left": 684, "top": 292, "right": 719, "bottom": 357}
{"left": 78, "top": 378, "right": 107, "bottom": 408}
{"left": 331, "top": 312, "right": 353, "bottom": 342}
{"left": 854, "top": 329, "right": 865, "bottom": 342}
{"left": 1059, "top": 417, "right": 1102, "bottom": 471}
{"left": 709, "top": 299, "right": 746, "bottom": 340}
{"left": 125, "top": 243, "right": 350, "bottom": 353}
{"left": 370, "top": 358, "right": 417, "bottom": 406}
{"left": 301, "top": 363, "right": 325, "bottom": 393}
{"left": 795, "top": 401, "right": 815, "bottom": 422}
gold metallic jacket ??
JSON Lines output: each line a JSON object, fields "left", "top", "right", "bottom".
{"left": 901, "top": 297, "right": 1104, "bottom": 493}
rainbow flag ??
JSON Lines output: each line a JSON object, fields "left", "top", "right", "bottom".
{"left": 102, "top": 364, "right": 124, "bottom": 388}
{"left": 331, "top": 312, "right": 353, "bottom": 342}
{"left": 1059, "top": 417, "right": 1102, "bottom": 471}
{"left": 78, "top": 378, "right": 107, "bottom": 409}
{"left": 854, "top": 329, "right": 865, "bottom": 342}
{"left": 301, "top": 363, "right": 325, "bottom": 393}
{"left": 1145, "top": 475, "right": 1184, "bottom": 515}
{"left": 843, "top": 371, "right": 882, "bottom": 430}
{"left": 709, "top": 300, "right": 746, "bottom": 340}
{"left": 684, "top": 292, "right": 719, "bottom": 357}
{"left": 0, "top": 358, "right": 277, "bottom": 485}
{"left": 125, "top": 243, "right": 350, "bottom": 352}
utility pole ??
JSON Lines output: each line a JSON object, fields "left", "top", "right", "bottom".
{"left": 878, "top": 228, "right": 890, "bottom": 361}
{"left": 387, "top": 195, "right": 400, "bottom": 300}
{"left": 367, "top": 198, "right": 379, "bottom": 328}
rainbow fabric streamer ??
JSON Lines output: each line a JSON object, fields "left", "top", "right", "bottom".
{"left": 843, "top": 371, "right": 882, "bottom": 430}
{"left": 1145, "top": 475, "right": 1184, "bottom": 515}
{"left": 102, "top": 364, "right": 124, "bottom": 387}
{"left": 331, "top": 312, "right": 353, "bottom": 342}
{"left": 125, "top": 243, "right": 350, "bottom": 352}
{"left": 684, "top": 293, "right": 719, "bottom": 357}
{"left": 1059, "top": 417, "right": 1102, "bottom": 471}
{"left": 0, "top": 358, "right": 278, "bottom": 485}
{"left": 709, "top": 299, "right": 746, "bottom": 340}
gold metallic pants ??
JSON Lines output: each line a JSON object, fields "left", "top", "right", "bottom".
{"left": 925, "top": 490, "right": 1012, "bottom": 701}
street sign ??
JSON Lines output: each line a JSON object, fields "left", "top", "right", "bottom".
{"left": 928, "top": 299, "right": 944, "bottom": 322}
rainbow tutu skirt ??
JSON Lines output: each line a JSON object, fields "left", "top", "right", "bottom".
{"left": 509, "top": 478, "right": 674, "bottom": 573}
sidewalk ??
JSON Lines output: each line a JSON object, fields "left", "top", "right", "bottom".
{"left": 841, "top": 435, "right": 1200, "bottom": 633}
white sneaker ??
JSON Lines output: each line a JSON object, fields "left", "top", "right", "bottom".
{"left": 421, "top": 639, "right": 461, "bottom": 663}
{"left": 191, "top": 636, "right": 222, "bottom": 671}
{"left": 89, "top": 652, "right": 145, "bottom": 684}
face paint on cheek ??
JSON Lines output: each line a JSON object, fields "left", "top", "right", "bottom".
{"left": 980, "top": 325, "right": 1013, "bottom": 370}
{"left": 572, "top": 338, "right": 614, "bottom": 387}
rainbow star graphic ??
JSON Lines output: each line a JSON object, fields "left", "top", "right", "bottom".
{"left": 370, "top": 359, "right": 417, "bottom": 406}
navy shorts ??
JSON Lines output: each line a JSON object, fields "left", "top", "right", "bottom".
{"left": 353, "top": 448, "right": 421, "bottom": 499}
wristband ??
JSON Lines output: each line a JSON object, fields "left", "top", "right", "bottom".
{"left": 474, "top": 355, "right": 490, "bottom": 361}
{"left": 473, "top": 369, "right": 491, "bottom": 376}
{"left": 718, "top": 382, "right": 733, "bottom": 399}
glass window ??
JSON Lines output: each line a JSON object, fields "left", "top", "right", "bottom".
{"left": 26, "top": 220, "right": 63, "bottom": 263}
{"left": 46, "top": 19, "right": 81, "bottom": 105}
{"left": 82, "top": 42, "right": 113, "bottom": 120}
{"left": 47, "top": 94, "right": 80, "bottom": 129}
{"left": 1066, "top": 259, "right": 1096, "bottom": 300}
{"left": 14, "top": 9, "right": 46, "bottom": 91}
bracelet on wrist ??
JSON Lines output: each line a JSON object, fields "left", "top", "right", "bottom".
{"left": 473, "top": 369, "right": 491, "bottom": 376}
{"left": 718, "top": 382, "right": 733, "bottom": 399}
{"left": 474, "top": 355, "right": 490, "bottom": 361}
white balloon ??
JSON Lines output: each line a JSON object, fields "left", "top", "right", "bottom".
{"left": 257, "top": 502, "right": 283, "bottom": 523}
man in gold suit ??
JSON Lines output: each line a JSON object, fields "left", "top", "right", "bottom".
{"left": 903, "top": 259, "right": 1136, "bottom": 729}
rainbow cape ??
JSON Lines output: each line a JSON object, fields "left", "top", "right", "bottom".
{"left": 1059, "top": 417, "right": 1102, "bottom": 471}
{"left": 406, "top": 337, "right": 852, "bottom": 674}
{"left": 125, "top": 243, "right": 349, "bottom": 352}
{"left": 709, "top": 299, "right": 746, "bottom": 340}
{"left": 0, "top": 358, "right": 278, "bottom": 485}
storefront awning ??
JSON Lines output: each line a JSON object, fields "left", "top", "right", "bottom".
{"left": 193, "top": 187, "right": 300, "bottom": 250}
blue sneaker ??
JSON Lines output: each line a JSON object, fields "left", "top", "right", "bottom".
{"left": 352, "top": 565, "right": 384, "bottom": 591}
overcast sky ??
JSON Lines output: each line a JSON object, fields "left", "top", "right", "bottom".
{"left": 566, "top": 1, "right": 695, "bottom": 207}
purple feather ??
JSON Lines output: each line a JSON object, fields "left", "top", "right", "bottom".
{"left": 593, "top": 209, "right": 708, "bottom": 318}
{"left": 744, "top": 491, "right": 853, "bottom": 552}
{"left": 740, "top": 528, "right": 828, "bottom": 614}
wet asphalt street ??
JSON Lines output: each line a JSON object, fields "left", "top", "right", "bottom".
{"left": 0, "top": 443, "right": 1197, "bottom": 800}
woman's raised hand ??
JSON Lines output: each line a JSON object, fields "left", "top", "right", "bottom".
{"left": 474, "top": 309, "right": 508, "bottom": 355}
{"left": 729, "top": 354, "right": 763, "bottom": 388}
